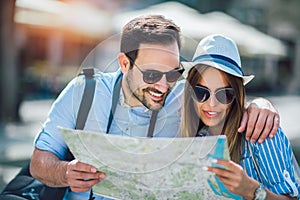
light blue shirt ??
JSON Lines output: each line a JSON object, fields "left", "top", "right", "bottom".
{"left": 241, "top": 127, "right": 300, "bottom": 198}
{"left": 34, "top": 69, "right": 184, "bottom": 199}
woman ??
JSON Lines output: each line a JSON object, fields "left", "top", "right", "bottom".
{"left": 181, "top": 34, "right": 299, "bottom": 199}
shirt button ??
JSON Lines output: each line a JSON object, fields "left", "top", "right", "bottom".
{"left": 125, "top": 128, "right": 129, "bottom": 131}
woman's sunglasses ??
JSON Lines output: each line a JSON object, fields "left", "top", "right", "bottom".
{"left": 134, "top": 63, "right": 185, "bottom": 84}
{"left": 192, "top": 85, "right": 235, "bottom": 104}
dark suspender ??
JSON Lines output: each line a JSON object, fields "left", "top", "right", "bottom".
{"left": 147, "top": 110, "right": 158, "bottom": 137}
{"left": 106, "top": 74, "right": 122, "bottom": 133}
{"left": 76, "top": 68, "right": 96, "bottom": 130}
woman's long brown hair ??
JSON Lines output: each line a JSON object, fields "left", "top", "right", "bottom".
{"left": 181, "top": 64, "right": 246, "bottom": 163}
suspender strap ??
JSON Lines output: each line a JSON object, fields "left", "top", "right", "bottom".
{"left": 106, "top": 73, "right": 123, "bottom": 133}
{"left": 76, "top": 68, "right": 96, "bottom": 130}
{"left": 147, "top": 110, "right": 158, "bottom": 137}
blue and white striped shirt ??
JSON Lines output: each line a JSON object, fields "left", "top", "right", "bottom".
{"left": 241, "top": 127, "right": 300, "bottom": 197}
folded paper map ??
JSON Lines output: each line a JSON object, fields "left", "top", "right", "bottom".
{"left": 60, "top": 127, "right": 242, "bottom": 200}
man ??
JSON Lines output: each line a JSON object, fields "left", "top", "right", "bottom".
{"left": 30, "top": 15, "right": 279, "bottom": 199}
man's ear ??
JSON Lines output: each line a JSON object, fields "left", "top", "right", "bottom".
{"left": 118, "top": 53, "right": 131, "bottom": 74}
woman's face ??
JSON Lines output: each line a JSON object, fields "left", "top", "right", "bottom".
{"left": 194, "top": 67, "right": 232, "bottom": 131}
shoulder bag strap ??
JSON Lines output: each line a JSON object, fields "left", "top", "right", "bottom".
{"left": 75, "top": 68, "right": 96, "bottom": 130}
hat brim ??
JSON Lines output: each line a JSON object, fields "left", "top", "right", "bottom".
{"left": 181, "top": 61, "right": 254, "bottom": 85}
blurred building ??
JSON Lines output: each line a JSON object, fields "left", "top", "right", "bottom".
{"left": 228, "top": 0, "right": 300, "bottom": 93}
{"left": 14, "top": 0, "right": 112, "bottom": 97}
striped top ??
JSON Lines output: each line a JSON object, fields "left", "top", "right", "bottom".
{"left": 241, "top": 127, "right": 300, "bottom": 197}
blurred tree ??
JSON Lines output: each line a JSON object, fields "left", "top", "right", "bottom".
{"left": 0, "top": 0, "right": 19, "bottom": 122}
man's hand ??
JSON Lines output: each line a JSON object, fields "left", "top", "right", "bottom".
{"left": 66, "top": 160, "right": 106, "bottom": 193}
{"left": 30, "top": 148, "right": 105, "bottom": 191}
{"left": 238, "top": 98, "right": 280, "bottom": 143}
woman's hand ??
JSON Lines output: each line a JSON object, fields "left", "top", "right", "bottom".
{"left": 207, "top": 159, "right": 259, "bottom": 199}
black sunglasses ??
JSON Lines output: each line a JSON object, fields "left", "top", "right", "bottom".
{"left": 192, "top": 85, "right": 235, "bottom": 104}
{"left": 133, "top": 63, "right": 185, "bottom": 84}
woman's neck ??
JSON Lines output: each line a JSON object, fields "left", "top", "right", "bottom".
{"left": 207, "top": 125, "right": 223, "bottom": 136}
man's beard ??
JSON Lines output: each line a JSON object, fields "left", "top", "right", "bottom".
{"left": 140, "top": 87, "right": 169, "bottom": 110}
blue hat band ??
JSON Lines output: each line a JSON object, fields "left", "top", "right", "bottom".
{"left": 192, "top": 54, "right": 244, "bottom": 76}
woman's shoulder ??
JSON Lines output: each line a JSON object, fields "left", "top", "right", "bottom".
{"left": 264, "top": 127, "right": 289, "bottom": 144}
{"left": 252, "top": 127, "right": 291, "bottom": 152}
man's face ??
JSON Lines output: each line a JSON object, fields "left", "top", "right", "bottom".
{"left": 123, "top": 42, "right": 180, "bottom": 110}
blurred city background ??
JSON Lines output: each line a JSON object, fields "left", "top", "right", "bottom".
{"left": 1, "top": 0, "right": 300, "bottom": 191}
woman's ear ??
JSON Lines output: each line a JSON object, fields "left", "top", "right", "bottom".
{"left": 118, "top": 53, "right": 130, "bottom": 74}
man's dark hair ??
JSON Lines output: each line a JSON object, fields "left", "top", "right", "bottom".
{"left": 120, "top": 15, "right": 181, "bottom": 67}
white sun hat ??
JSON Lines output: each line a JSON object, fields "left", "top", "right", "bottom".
{"left": 181, "top": 34, "right": 254, "bottom": 85}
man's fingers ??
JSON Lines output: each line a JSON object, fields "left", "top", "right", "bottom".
{"left": 70, "top": 178, "right": 101, "bottom": 192}
{"left": 257, "top": 113, "right": 276, "bottom": 143}
{"left": 238, "top": 111, "right": 248, "bottom": 133}
{"left": 68, "top": 160, "right": 97, "bottom": 173}
{"left": 245, "top": 105, "right": 259, "bottom": 141}
{"left": 270, "top": 115, "right": 279, "bottom": 138}
{"left": 66, "top": 159, "right": 106, "bottom": 191}
{"left": 252, "top": 110, "right": 279, "bottom": 143}
{"left": 68, "top": 171, "right": 105, "bottom": 180}
{"left": 245, "top": 98, "right": 280, "bottom": 142}
{"left": 68, "top": 172, "right": 105, "bottom": 192}
{"left": 249, "top": 110, "right": 268, "bottom": 143}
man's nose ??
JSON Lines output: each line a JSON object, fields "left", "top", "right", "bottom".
{"left": 154, "top": 75, "right": 169, "bottom": 93}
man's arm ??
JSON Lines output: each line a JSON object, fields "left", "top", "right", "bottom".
{"left": 238, "top": 98, "right": 280, "bottom": 143}
{"left": 30, "top": 148, "right": 105, "bottom": 192}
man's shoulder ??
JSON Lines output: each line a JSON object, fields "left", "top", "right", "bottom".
{"left": 72, "top": 69, "right": 121, "bottom": 90}
{"left": 94, "top": 69, "right": 120, "bottom": 82}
